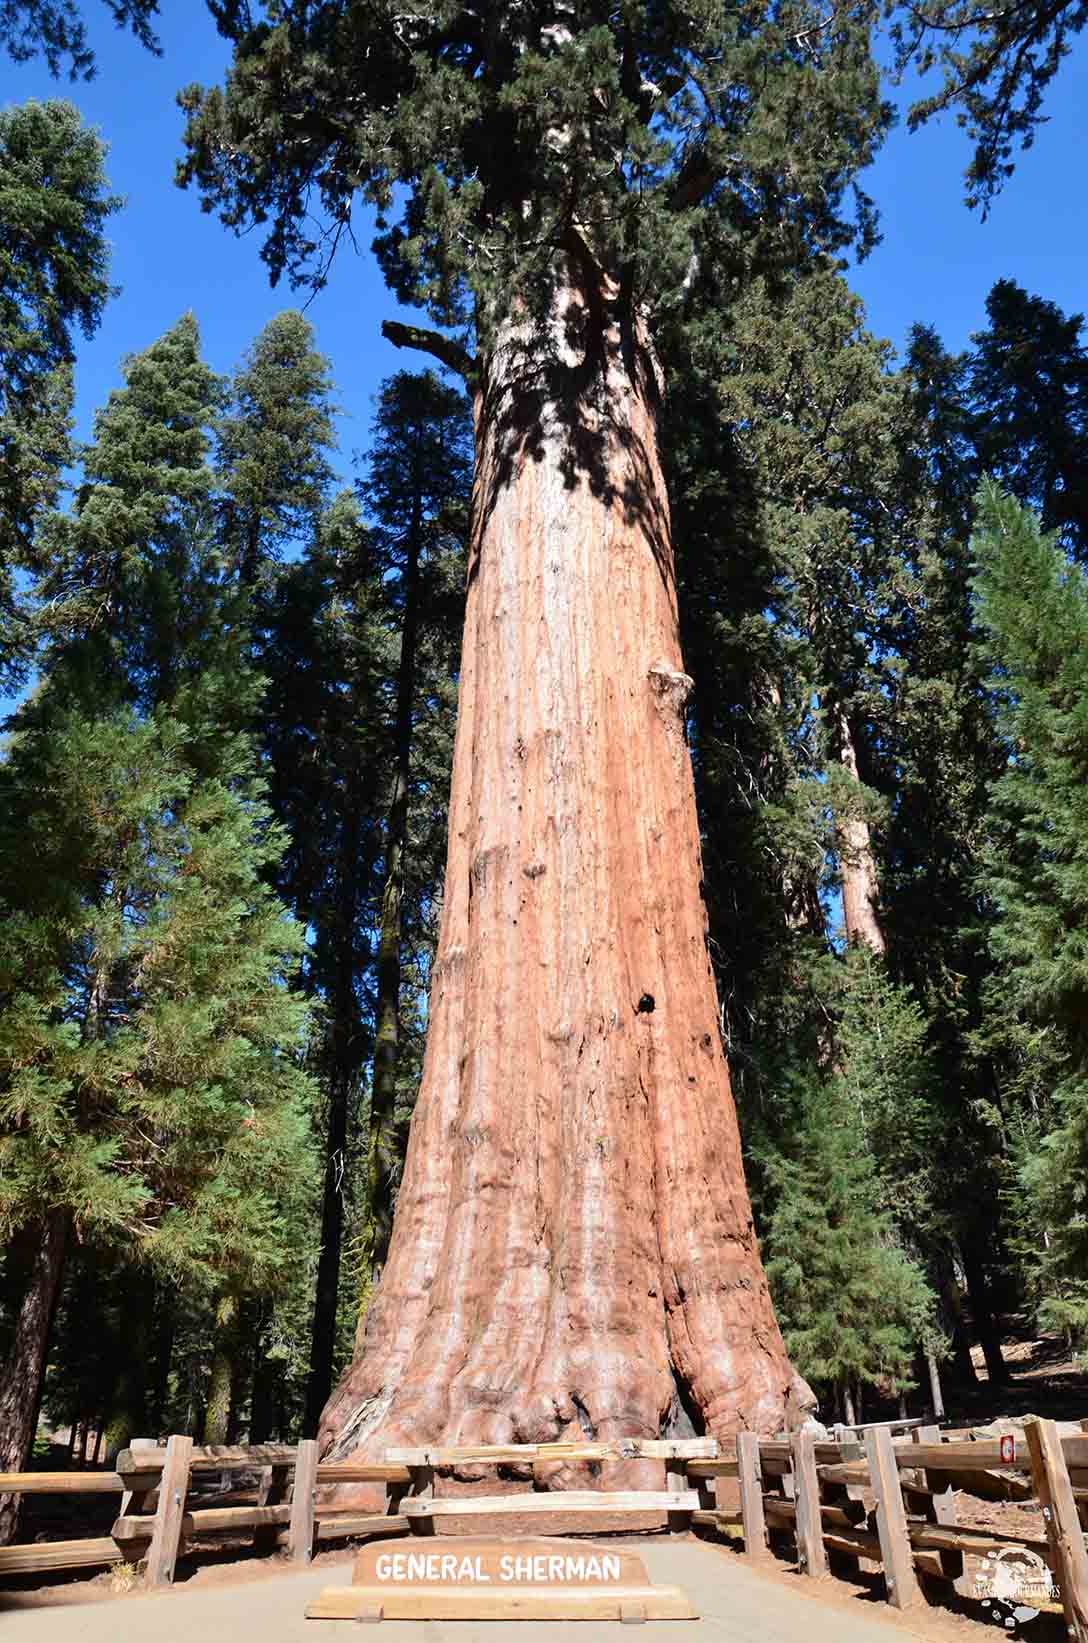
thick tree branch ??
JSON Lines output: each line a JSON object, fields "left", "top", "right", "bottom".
{"left": 381, "top": 320, "right": 475, "bottom": 382}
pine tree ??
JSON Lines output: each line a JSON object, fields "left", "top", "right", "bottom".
{"left": 0, "top": 702, "right": 318, "bottom": 1538}
{"left": 217, "top": 310, "right": 337, "bottom": 587}
{"left": 0, "top": 99, "right": 117, "bottom": 687}
{"left": 762, "top": 948, "right": 939, "bottom": 1421}
{"left": 968, "top": 281, "right": 1088, "bottom": 560}
{"left": 971, "top": 484, "right": 1088, "bottom": 1351}
{"left": 763, "top": 1080, "right": 937, "bottom": 1421}
{"left": 35, "top": 313, "right": 232, "bottom": 722}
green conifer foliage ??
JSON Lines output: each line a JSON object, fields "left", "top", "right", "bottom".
{"left": 36, "top": 313, "right": 231, "bottom": 716}
{"left": 0, "top": 0, "right": 159, "bottom": 77}
{"left": 217, "top": 309, "right": 338, "bottom": 585}
{"left": 178, "top": 1, "right": 888, "bottom": 333}
{"left": 971, "top": 485, "right": 1088, "bottom": 1349}
{"left": 0, "top": 99, "right": 117, "bottom": 685}
{"left": 762, "top": 949, "right": 939, "bottom": 1417}
{"left": 0, "top": 702, "right": 317, "bottom": 1521}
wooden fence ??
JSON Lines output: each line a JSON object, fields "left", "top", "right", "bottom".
{"left": 717, "top": 1417, "right": 1088, "bottom": 1642}
{"left": 0, "top": 1439, "right": 410, "bottom": 1587}
{"left": 4, "top": 1420, "right": 1088, "bottom": 1639}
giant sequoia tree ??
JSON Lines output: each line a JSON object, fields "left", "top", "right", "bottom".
{"left": 180, "top": 0, "right": 888, "bottom": 1460}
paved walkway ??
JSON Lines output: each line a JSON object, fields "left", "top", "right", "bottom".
{"left": 0, "top": 1542, "right": 934, "bottom": 1643}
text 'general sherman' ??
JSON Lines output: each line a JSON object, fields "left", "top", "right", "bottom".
{"left": 373, "top": 1551, "right": 624, "bottom": 1584}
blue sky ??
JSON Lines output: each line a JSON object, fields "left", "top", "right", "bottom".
{"left": 2, "top": 5, "right": 1086, "bottom": 484}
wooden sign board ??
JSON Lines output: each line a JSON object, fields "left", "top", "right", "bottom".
{"left": 306, "top": 1536, "right": 698, "bottom": 1622}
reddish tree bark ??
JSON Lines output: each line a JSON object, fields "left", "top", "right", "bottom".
{"left": 321, "top": 267, "right": 808, "bottom": 1478}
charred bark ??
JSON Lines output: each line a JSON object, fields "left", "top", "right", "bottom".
{"left": 320, "top": 268, "right": 805, "bottom": 1477}
{"left": 0, "top": 1210, "right": 68, "bottom": 1543}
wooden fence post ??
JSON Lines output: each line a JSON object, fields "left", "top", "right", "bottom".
{"left": 145, "top": 1435, "right": 193, "bottom": 1588}
{"left": 1025, "top": 1415, "right": 1088, "bottom": 1643}
{"left": 906, "top": 1422, "right": 962, "bottom": 1582}
{"left": 118, "top": 1436, "right": 158, "bottom": 1520}
{"left": 737, "top": 1434, "right": 769, "bottom": 1564}
{"left": 790, "top": 1428, "right": 827, "bottom": 1579}
{"left": 254, "top": 1462, "right": 291, "bottom": 1553}
{"left": 865, "top": 1427, "right": 921, "bottom": 1611}
{"left": 288, "top": 1439, "right": 319, "bottom": 1565}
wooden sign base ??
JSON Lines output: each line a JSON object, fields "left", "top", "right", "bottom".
{"left": 306, "top": 1535, "right": 698, "bottom": 1622}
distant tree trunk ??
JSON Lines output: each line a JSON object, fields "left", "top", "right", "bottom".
{"left": 149, "top": 1286, "right": 175, "bottom": 1437}
{"left": 961, "top": 1245, "right": 1007, "bottom": 1385}
{"left": 304, "top": 787, "right": 364, "bottom": 1434}
{"left": 320, "top": 260, "right": 806, "bottom": 1474}
{"left": 364, "top": 492, "right": 424, "bottom": 1292}
{"left": 203, "top": 1294, "right": 238, "bottom": 1446}
{"left": 0, "top": 1210, "right": 68, "bottom": 1543}
{"left": 249, "top": 1304, "right": 277, "bottom": 1443}
{"left": 833, "top": 709, "right": 885, "bottom": 953}
{"left": 937, "top": 1257, "right": 977, "bottom": 1385}
{"left": 925, "top": 1346, "right": 946, "bottom": 1420}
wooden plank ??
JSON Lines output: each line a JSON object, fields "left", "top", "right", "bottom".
{"left": 737, "top": 1433, "right": 769, "bottom": 1564}
{"left": 116, "top": 1442, "right": 302, "bottom": 1475}
{"left": 911, "top": 1422, "right": 962, "bottom": 1581}
{"left": 837, "top": 1418, "right": 928, "bottom": 1435}
{"left": 907, "top": 1522, "right": 1051, "bottom": 1560}
{"left": 0, "top": 1471, "right": 124, "bottom": 1494}
{"left": 866, "top": 1426, "right": 921, "bottom": 1611}
{"left": 314, "top": 1513, "right": 409, "bottom": 1541}
{"left": 145, "top": 1435, "right": 193, "bottom": 1589}
{"left": 790, "top": 1428, "right": 827, "bottom": 1580}
{"left": 763, "top": 1499, "right": 865, "bottom": 1531}
{"left": 402, "top": 1490, "right": 699, "bottom": 1517}
{"left": 114, "top": 1503, "right": 293, "bottom": 1541}
{"left": 385, "top": 1438, "right": 717, "bottom": 1465}
{"left": 692, "top": 1508, "right": 743, "bottom": 1535}
{"left": 0, "top": 1537, "right": 124, "bottom": 1575}
{"left": 686, "top": 1459, "right": 739, "bottom": 1479}
{"left": 759, "top": 1440, "right": 863, "bottom": 1466}
{"left": 288, "top": 1437, "right": 318, "bottom": 1565}
{"left": 1025, "top": 1414, "right": 1088, "bottom": 1643}
{"left": 315, "top": 1462, "right": 411, "bottom": 1485}
{"left": 307, "top": 1583, "right": 699, "bottom": 1621}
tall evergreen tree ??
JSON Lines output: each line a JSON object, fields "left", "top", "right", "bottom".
{"left": 0, "top": 703, "right": 317, "bottom": 1538}
{"left": 971, "top": 485, "right": 1088, "bottom": 1352}
{"left": 0, "top": 99, "right": 117, "bottom": 686}
{"left": 217, "top": 309, "right": 337, "bottom": 586}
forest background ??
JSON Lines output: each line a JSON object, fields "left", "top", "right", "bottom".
{"left": 2, "top": 0, "right": 1088, "bottom": 1544}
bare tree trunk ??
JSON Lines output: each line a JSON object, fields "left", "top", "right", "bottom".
{"left": 0, "top": 1210, "right": 67, "bottom": 1543}
{"left": 364, "top": 490, "right": 424, "bottom": 1291}
{"left": 833, "top": 710, "right": 885, "bottom": 953}
{"left": 304, "top": 782, "right": 364, "bottom": 1433}
{"left": 320, "top": 265, "right": 805, "bottom": 1476}
{"left": 926, "top": 1346, "right": 945, "bottom": 1420}
{"left": 203, "top": 1293, "right": 237, "bottom": 1446}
